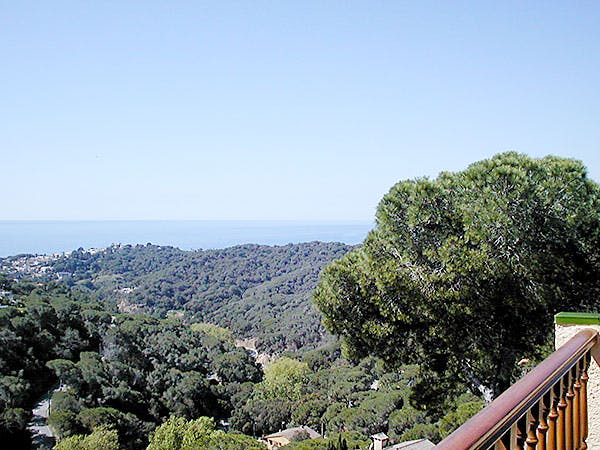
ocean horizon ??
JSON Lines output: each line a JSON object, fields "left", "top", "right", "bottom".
{"left": 0, "top": 220, "right": 373, "bottom": 258}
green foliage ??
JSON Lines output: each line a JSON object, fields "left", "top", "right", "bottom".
{"left": 212, "top": 349, "right": 262, "bottom": 383}
{"left": 387, "top": 406, "right": 426, "bottom": 440}
{"left": 236, "top": 397, "right": 295, "bottom": 436}
{"left": 147, "top": 416, "right": 193, "bottom": 450}
{"left": 48, "top": 390, "right": 83, "bottom": 438}
{"left": 212, "top": 432, "right": 268, "bottom": 450}
{"left": 55, "top": 435, "right": 86, "bottom": 450}
{"left": 45, "top": 312, "right": 262, "bottom": 447}
{"left": 397, "top": 422, "right": 441, "bottom": 443}
{"left": 232, "top": 356, "right": 422, "bottom": 441}
{"left": 1, "top": 228, "right": 500, "bottom": 447}
{"left": 0, "top": 376, "right": 30, "bottom": 409}
{"left": 300, "top": 343, "right": 342, "bottom": 372}
{"left": 315, "top": 153, "right": 600, "bottom": 412}
{"left": 54, "top": 425, "right": 119, "bottom": 450}
{"left": 0, "top": 280, "right": 102, "bottom": 442}
{"left": 0, "top": 407, "right": 29, "bottom": 435}
{"left": 256, "top": 357, "right": 310, "bottom": 401}
{"left": 11, "top": 242, "right": 352, "bottom": 354}
{"left": 191, "top": 323, "right": 234, "bottom": 343}
{"left": 147, "top": 416, "right": 266, "bottom": 450}
{"left": 288, "top": 432, "right": 367, "bottom": 450}
{"left": 437, "top": 397, "right": 484, "bottom": 438}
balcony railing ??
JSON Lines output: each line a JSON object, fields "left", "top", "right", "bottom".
{"left": 435, "top": 328, "right": 599, "bottom": 450}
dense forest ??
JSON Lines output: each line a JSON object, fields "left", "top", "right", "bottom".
{"left": 0, "top": 275, "right": 479, "bottom": 449}
{"left": 1, "top": 242, "right": 351, "bottom": 355}
{"left": 0, "top": 276, "right": 108, "bottom": 447}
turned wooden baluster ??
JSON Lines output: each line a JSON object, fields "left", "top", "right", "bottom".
{"left": 547, "top": 383, "right": 559, "bottom": 450}
{"left": 515, "top": 416, "right": 527, "bottom": 450}
{"left": 557, "top": 375, "right": 568, "bottom": 449}
{"left": 536, "top": 393, "right": 550, "bottom": 450}
{"left": 525, "top": 404, "right": 539, "bottom": 449}
{"left": 566, "top": 367, "right": 575, "bottom": 449}
{"left": 573, "top": 363, "right": 582, "bottom": 448}
{"left": 509, "top": 421, "right": 525, "bottom": 450}
{"left": 580, "top": 352, "right": 590, "bottom": 450}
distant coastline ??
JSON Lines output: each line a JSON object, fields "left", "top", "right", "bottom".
{"left": 0, "top": 220, "right": 372, "bottom": 258}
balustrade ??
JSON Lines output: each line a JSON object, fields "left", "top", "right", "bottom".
{"left": 435, "top": 328, "right": 598, "bottom": 450}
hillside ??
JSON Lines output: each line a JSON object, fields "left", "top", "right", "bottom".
{"left": 1, "top": 242, "right": 353, "bottom": 354}
{"left": 0, "top": 277, "right": 474, "bottom": 449}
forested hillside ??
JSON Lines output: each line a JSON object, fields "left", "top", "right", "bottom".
{"left": 0, "top": 276, "right": 476, "bottom": 450}
{"left": 0, "top": 277, "right": 109, "bottom": 447}
{"left": 2, "top": 242, "right": 352, "bottom": 354}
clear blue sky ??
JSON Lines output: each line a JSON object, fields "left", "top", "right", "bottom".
{"left": 2, "top": 1, "right": 599, "bottom": 220}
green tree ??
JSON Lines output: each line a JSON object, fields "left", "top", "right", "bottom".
{"left": 0, "top": 407, "right": 29, "bottom": 438}
{"left": 437, "top": 399, "right": 484, "bottom": 438}
{"left": 48, "top": 390, "right": 84, "bottom": 438}
{"left": 190, "top": 323, "right": 234, "bottom": 343}
{"left": 315, "top": 153, "right": 600, "bottom": 411}
{"left": 147, "top": 416, "right": 266, "bottom": 450}
{"left": 230, "top": 397, "right": 294, "bottom": 436}
{"left": 77, "top": 407, "right": 147, "bottom": 449}
{"left": 211, "top": 432, "right": 267, "bottom": 450}
{"left": 387, "top": 407, "right": 427, "bottom": 440}
{"left": 54, "top": 425, "right": 119, "bottom": 450}
{"left": 47, "top": 359, "right": 82, "bottom": 390}
{"left": 257, "top": 357, "right": 310, "bottom": 402}
{"left": 0, "top": 376, "right": 30, "bottom": 409}
{"left": 147, "top": 416, "right": 189, "bottom": 450}
{"left": 212, "top": 349, "right": 262, "bottom": 383}
{"left": 160, "top": 371, "right": 213, "bottom": 418}
{"left": 180, "top": 416, "right": 216, "bottom": 449}
{"left": 288, "top": 432, "right": 367, "bottom": 450}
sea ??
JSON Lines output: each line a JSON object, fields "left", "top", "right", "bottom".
{"left": 0, "top": 220, "right": 373, "bottom": 258}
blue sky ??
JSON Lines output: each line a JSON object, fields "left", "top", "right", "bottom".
{"left": 2, "top": 1, "right": 599, "bottom": 220}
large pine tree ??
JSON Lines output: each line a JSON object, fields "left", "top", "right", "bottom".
{"left": 315, "top": 152, "right": 600, "bottom": 411}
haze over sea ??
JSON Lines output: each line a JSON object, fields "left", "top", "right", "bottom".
{"left": 0, "top": 220, "right": 372, "bottom": 258}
